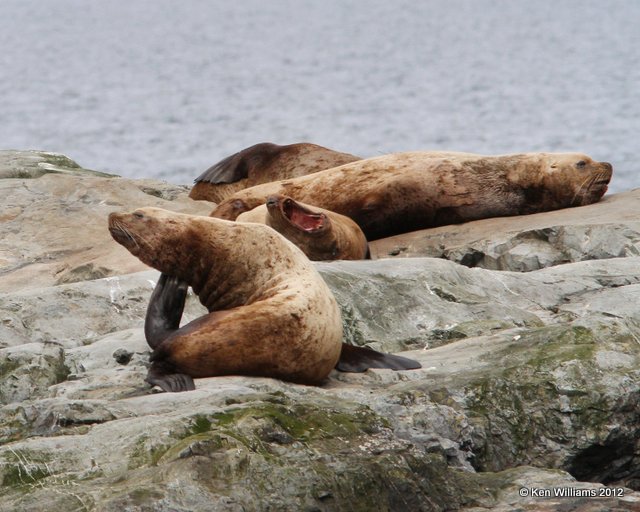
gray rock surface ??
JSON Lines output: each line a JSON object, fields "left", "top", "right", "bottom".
{"left": 1, "top": 150, "right": 640, "bottom": 511}
{"left": 0, "top": 151, "right": 212, "bottom": 293}
{"left": 370, "top": 189, "right": 640, "bottom": 272}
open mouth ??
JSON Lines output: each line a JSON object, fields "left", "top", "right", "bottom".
{"left": 282, "top": 198, "right": 326, "bottom": 232}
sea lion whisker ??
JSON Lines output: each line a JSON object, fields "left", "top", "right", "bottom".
{"left": 128, "top": 228, "right": 151, "bottom": 250}
{"left": 593, "top": 171, "right": 610, "bottom": 186}
{"left": 570, "top": 175, "right": 595, "bottom": 206}
{"left": 115, "top": 220, "right": 140, "bottom": 249}
{"left": 120, "top": 224, "right": 138, "bottom": 247}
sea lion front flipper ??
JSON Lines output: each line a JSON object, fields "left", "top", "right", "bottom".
{"left": 335, "top": 343, "right": 422, "bottom": 373}
{"left": 146, "top": 363, "right": 195, "bottom": 392}
{"left": 145, "top": 273, "right": 189, "bottom": 350}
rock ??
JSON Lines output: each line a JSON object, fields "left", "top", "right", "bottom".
{"left": 370, "top": 189, "right": 640, "bottom": 272}
{"left": 112, "top": 348, "right": 133, "bottom": 365}
{"left": 0, "top": 269, "right": 207, "bottom": 351}
{"left": 0, "top": 150, "right": 213, "bottom": 293}
{"left": 1, "top": 151, "right": 640, "bottom": 511}
{"left": 0, "top": 342, "right": 68, "bottom": 404}
{"left": 0, "top": 150, "right": 113, "bottom": 179}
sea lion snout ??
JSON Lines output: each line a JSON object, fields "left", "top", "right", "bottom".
{"left": 213, "top": 198, "right": 253, "bottom": 220}
{"left": 266, "top": 195, "right": 281, "bottom": 209}
{"left": 601, "top": 162, "right": 613, "bottom": 175}
{"left": 108, "top": 211, "right": 127, "bottom": 233}
{"left": 594, "top": 161, "right": 613, "bottom": 185}
{"left": 108, "top": 212, "right": 137, "bottom": 250}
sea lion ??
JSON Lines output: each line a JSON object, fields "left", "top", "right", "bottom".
{"left": 211, "top": 152, "right": 613, "bottom": 240}
{"left": 236, "top": 195, "right": 369, "bottom": 260}
{"left": 189, "top": 142, "right": 361, "bottom": 203}
{"left": 108, "top": 208, "right": 419, "bottom": 391}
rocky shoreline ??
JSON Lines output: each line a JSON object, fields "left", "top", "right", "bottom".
{"left": 1, "top": 150, "right": 639, "bottom": 511}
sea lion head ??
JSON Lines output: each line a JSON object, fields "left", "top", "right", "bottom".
{"left": 518, "top": 153, "right": 613, "bottom": 210}
{"left": 211, "top": 198, "right": 256, "bottom": 220}
{"left": 265, "top": 195, "right": 369, "bottom": 260}
{"left": 108, "top": 207, "right": 202, "bottom": 276}
{"left": 543, "top": 154, "right": 613, "bottom": 206}
{"left": 265, "top": 195, "right": 337, "bottom": 258}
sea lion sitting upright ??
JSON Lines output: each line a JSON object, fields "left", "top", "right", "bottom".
{"left": 108, "top": 208, "right": 420, "bottom": 392}
{"left": 237, "top": 195, "right": 369, "bottom": 260}
{"left": 210, "top": 152, "right": 613, "bottom": 240}
{"left": 189, "top": 142, "right": 361, "bottom": 203}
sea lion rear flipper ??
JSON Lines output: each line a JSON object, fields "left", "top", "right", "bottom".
{"left": 146, "top": 364, "right": 195, "bottom": 392}
{"left": 193, "top": 153, "right": 246, "bottom": 184}
{"left": 335, "top": 343, "right": 422, "bottom": 373}
{"left": 145, "top": 273, "right": 189, "bottom": 350}
{"left": 193, "top": 143, "right": 278, "bottom": 184}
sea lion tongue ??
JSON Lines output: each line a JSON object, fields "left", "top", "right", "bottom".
{"left": 282, "top": 198, "right": 325, "bottom": 232}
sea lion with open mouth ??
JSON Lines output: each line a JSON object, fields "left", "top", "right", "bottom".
{"left": 237, "top": 195, "right": 369, "bottom": 260}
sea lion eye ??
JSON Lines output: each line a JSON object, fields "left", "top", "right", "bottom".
{"left": 576, "top": 160, "right": 587, "bottom": 168}
{"left": 133, "top": 211, "right": 144, "bottom": 219}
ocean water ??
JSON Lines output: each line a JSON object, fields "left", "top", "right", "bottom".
{"left": 1, "top": 0, "right": 638, "bottom": 192}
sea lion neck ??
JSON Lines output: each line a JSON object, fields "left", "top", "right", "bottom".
{"left": 497, "top": 154, "right": 546, "bottom": 188}
{"left": 179, "top": 220, "right": 299, "bottom": 312}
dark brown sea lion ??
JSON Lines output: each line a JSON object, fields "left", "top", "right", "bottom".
{"left": 237, "top": 195, "right": 369, "bottom": 260}
{"left": 211, "top": 152, "right": 613, "bottom": 240}
{"left": 189, "top": 142, "right": 361, "bottom": 203}
{"left": 108, "top": 208, "right": 419, "bottom": 391}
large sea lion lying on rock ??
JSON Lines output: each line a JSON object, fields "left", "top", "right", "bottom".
{"left": 211, "top": 152, "right": 613, "bottom": 240}
{"left": 189, "top": 142, "right": 361, "bottom": 203}
{"left": 237, "top": 195, "right": 369, "bottom": 260}
{"left": 108, "top": 208, "right": 420, "bottom": 392}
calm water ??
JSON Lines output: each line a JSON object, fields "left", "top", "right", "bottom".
{"left": 1, "top": 0, "right": 639, "bottom": 192}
